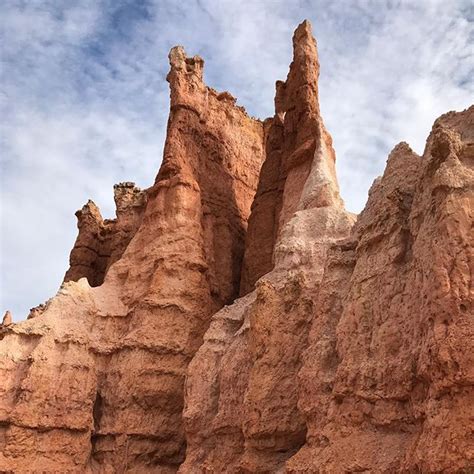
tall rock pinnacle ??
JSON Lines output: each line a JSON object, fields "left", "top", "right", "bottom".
{"left": 276, "top": 19, "right": 321, "bottom": 144}
{"left": 0, "top": 42, "right": 264, "bottom": 472}
{"left": 240, "top": 19, "right": 344, "bottom": 294}
{"left": 182, "top": 20, "right": 355, "bottom": 472}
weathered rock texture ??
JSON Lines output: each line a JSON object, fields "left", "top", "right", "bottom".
{"left": 0, "top": 44, "right": 264, "bottom": 473}
{"left": 286, "top": 108, "right": 474, "bottom": 473}
{"left": 1, "top": 19, "right": 473, "bottom": 474}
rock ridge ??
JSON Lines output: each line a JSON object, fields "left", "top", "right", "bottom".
{"left": 64, "top": 182, "right": 147, "bottom": 287}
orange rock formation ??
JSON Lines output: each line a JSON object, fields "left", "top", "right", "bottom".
{"left": 1, "top": 20, "right": 473, "bottom": 473}
{"left": 0, "top": 42, "right": 264, "bottom": 473}
{"left": 64, "top": 183, "right": 147, "bottom": 287}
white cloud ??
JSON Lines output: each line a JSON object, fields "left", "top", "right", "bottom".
{"left": 1, "top": 0, "right": 472, "bottom": 319}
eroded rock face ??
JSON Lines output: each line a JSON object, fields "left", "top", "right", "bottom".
{"left": 182, "top": 102, "right": 473, "bottom": 473}
{"left": 0, "top": 44, "right": 264, "bottom": 472}
{"left": 1, "top": 19, "right": 473, "bottom": 474}
{"left": 288, "top": 108, "right": 474, "bottom": 473}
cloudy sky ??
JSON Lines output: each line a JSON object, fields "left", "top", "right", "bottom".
{"left": 1, "top": 0, "right": 472, "bottom": 320}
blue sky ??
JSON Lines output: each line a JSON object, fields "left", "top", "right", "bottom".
{"left": 1, "top": 0, "right": 473, "bottom": 320}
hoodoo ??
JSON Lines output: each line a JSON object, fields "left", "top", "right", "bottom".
{"left": 182, "top": 19, "right": 355, "bottom": 472}
{"left": 0, "top": 41, "right": 264, "bottom": 472}
{"left": 1, "top": 20, "right": 473, "bottom": 473}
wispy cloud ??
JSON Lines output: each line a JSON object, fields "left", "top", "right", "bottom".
{"left": 1, "top": 0, "right": 472, "bottom": 319}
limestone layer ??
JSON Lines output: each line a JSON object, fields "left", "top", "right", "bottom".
{"left": 1, "top": 20, "right": 473, "bottom": 474}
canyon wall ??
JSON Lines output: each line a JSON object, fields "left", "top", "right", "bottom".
{"left": 1, "top": 19, "right": 473, "bottom": 474}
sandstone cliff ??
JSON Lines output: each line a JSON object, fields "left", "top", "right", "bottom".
{"left": 1, "top": 20, "right": 473, "bottom": 474}
{"left": 0, "top": 44, "right": 264, "bottom": 472}
{"left": 287, "top": 109, "right": 474, "bottom": 473}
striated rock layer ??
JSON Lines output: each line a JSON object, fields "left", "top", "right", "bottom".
{"left": 0, "top": 44, "right": 264, "bottom": 472}
{"left": 1, "top": 19, "right": 473, "bottom": 474}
